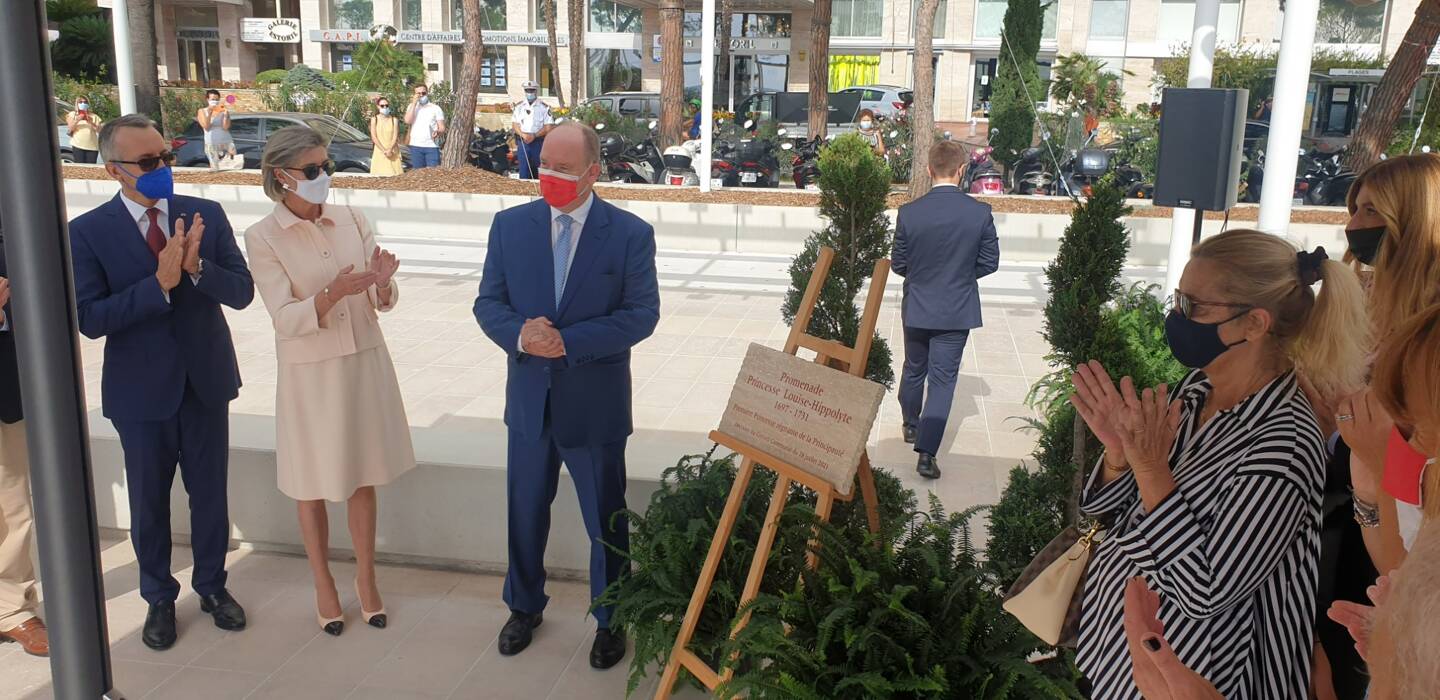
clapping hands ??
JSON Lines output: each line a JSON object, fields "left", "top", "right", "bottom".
{"left": 1327, "top": 573, "right": 1393, "bottom": 661}
{"left": 1070, "top": 361, "right": 1179, "bottom": 474}
{"left": 370, "top": 246, "right": 399, "bottom": 288}
{"left": 522, "top": 317, "right": 565, "bottom": 358}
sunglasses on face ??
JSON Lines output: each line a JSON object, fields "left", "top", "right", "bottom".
{"left": 1171, "top": 289, "right": 1251, "bottom": 320}
{"left": 287, "top": 160, "right": 336, "bottom": 181}
{"left": 111, "top": 151, "right": 176, "bottom": 173}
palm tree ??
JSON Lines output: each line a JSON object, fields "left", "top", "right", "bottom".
{"left": 1345, "top": 0, "right": 1440, "bottom": 172}
{"left": 568, "top": 0, "right": 586, "bottom": 106}
{"left": 908, "top": 0, "right": 942, "bottom": 198}
{"left": 544, "top": 0, "right": 565, "bottom": 107}
{"left": 1049, "top": 53, "right": 1130, "bottom": 132}
{"left": 129, "top": 0, "right": 160, "bottom": 118}
{"left": 807, "top": 0, "right": 833, "bottom": 139}
{"left": 442, "top": 0, "right": 485, "bottom": 167}
{"left": 658, "top": 0, "right": 685, "bottom": 146}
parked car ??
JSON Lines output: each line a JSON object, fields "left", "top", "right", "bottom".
{"left": 55, "top": 98, "right": 77, "bottom": 162}
{"left": 173, "top": 112, "right": 401, "bottom": 172}
{"left": 837, "top": 85, "right": 913, "bottom": 119}
{"left": 582, "top": 92, "right": 662, "bottom": 122}
{"left": 734, "top": 91, "right": 864, "bottom": 140}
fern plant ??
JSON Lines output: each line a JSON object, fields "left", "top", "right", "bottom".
{"left": 719, "top": 496, "right": 1084, "bottom": 699}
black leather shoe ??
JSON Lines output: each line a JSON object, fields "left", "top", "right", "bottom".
{"left": 498, "top": 611, "right": 543, "bottom": 656}
{"left": 917, "top": 452, "right": 941, "bottom": 480}
{"left": 590, "top": 628, "right": 627, "bottom": 670}
{"left": 902, "top": 424, "right": 917, "bottom": 444}
{"left": 199, "top": 590, "right": 247, "bottom": 631}
{"left": 143, "top": 601, "right": 178, "bottom": 650}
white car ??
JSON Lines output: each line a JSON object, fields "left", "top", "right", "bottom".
{"left": 838, "top": 85, "right": 914, "bottom": 119}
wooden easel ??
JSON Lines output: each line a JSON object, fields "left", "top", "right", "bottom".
{"left": 653, "top": 246, "right": 890, "bottom": 699}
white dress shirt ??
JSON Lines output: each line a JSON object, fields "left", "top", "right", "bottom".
{"left": 512, "top": 99, "right": 554, "bottom": 136}
{"left": 518, "top": 192, "right": 594, "bottom": 353}
{"left": 118, "top": 193, "right": 200, "bottom": 302}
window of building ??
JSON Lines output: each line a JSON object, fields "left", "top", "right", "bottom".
{"left": 1157, "top": 0, "right": 1242, "bottom": 45}
{"left": 453, "top": 0, "right": 506, "bottom": 30}
{"left": 175, "top": 6, "right": 221, "bottom": 82}
{"left": 829, "top": 54, "right": 880, "bottom": 91}
{"left": 1317, "top": 0, "right": 1387, "bottom": 44}
{"left": 1089, "top": 0, "right": 1128, "bottom": 40}
{"left": 588, "top": 49, "right": 643, "bottom": 96}
{"left": 911, "top": 0, "right": 948, "bottom": 39}
{"left": 252, "top": 0, "right": 300, "bottom": 17}
{"left": 477, "top": 47, "right": 509, "bottom": 93}
{"left": 970, "top": 56, "right": 1053, "bottom": 118}
{"left": 532, "top": 47, "right": 559, "bottom": 96}
{"left": 403, "top": 0, "right": 423, "bottom": 30}
{"left": 732, "top": 13, "right": 792, "bottom": 37}
{"left": 534, "top": 0, "right": 558, "bottom": 31}
{"left": 590, "top": 0, "right": 643, "bottom": 33}
{"left": 975, "top": 0, "right": 1059, "bottom": 41}
{"left": 833, "top": 0, "right": 883, "bottom": 38}
{"left": 331, "top": 0, "right": 373, "bottom": 30}
{"left": 734, "top": 55, "right": 789, "bottom": 97}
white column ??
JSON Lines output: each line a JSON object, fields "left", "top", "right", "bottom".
{"left": 1163, "top": 0, "right": 1221, "bottom": 295}
{"left": 1256, "top": 0, "right": 1320, "bottom": 234}
{"left": 699, "top": 0, "right": 715, "bottom": 192}
{"left": 113, "top": 0, "right": 136, "bottom": 114}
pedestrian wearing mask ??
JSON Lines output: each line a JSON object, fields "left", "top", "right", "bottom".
{"left": 197, "top": 90, "right": 235, "bottom": 171}
{"left": 856, "top": 109, "right": 885, "bottom": 157}
{"left": 369, "top": 97, "right": 403, "bottom": 176}
{"left": 245, "top": 127, "right": 414, "bottom": 637}
{"left": 67, "top": 96, "right": 103, "bottom": 164}
{"left": 404, "top": 84, "right": 445, "bottom": 169}
{"left": 511, "top": 80, "right": 553, "bottom": 180}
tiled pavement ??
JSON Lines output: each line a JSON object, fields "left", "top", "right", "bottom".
{"left": 22, "top": 243, "right": 1162, "bottom": 698}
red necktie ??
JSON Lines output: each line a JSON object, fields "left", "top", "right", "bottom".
{"left": 145, "top": 208, "right": 166, "bottom": 258}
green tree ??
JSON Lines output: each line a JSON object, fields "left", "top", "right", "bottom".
{"left": 781, "top": 134, "right": 895, "bottom": 387}
{"left": 1154, "top": 44, "right": 1381, "bottom": 114}
{"left": 989, "top": 0, "right": 1045, "bottom": 166}
{"left": 337, "top": 40, "right": 426, "bottom": 92}
{"left": 48, "top": 0, "right": 115, "bottom": 81}
{"left": 1049, "top": 53, "right": 1129, "bottom": 122}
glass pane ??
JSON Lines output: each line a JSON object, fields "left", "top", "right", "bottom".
{"left": 975, "top": 0, "right": 1005, "bottom": 40}
{"left": 302, "top": 116, "right": 369, "bottom": 142}
{"left": 1089, "top": 0, "right": 1128, "bottom": 39}
{"left": 481, "top": 48, "right": 508, "bottom": 93}
{"left": 1317, "top": 0, "right": 1386, "bottom": 44}
{"left": 833, "top": 0, "right": 854, "bottom": 37}
{"left": 332, "top": 1, "right": 373, "bottom": 30}
{"left": 588, "top": 49, "right": 643, "bottom": 98}
{"left": 912, "top": 0, "right": 947, "bottom": 39}
{"left": 1158, "top": 0, "right": 1242, "bottom": 44}
{"left": 263, "top": 118, "right": 294, "bottom": 137}
{"left": 855, "top": 0, "right": 883, "bottom": 37}
{"left": 175, "top": 6, "right": 219, "bottom": 27}
{"left": 590, "top": 0, "right": 615, "bottom": 32}
{"left": 228, "top": 118, "right": 260, "bottom": 140}
{"left": 403, "top": 0, "right": 422, "bottom": 29}
{"left": 534, "top": 47, "right": 558, "bottom": 95}
{"left": 1043, "top": 0, "right": 1059, "bottom": 40}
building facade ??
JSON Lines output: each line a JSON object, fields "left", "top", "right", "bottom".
{"left": 103, "top": 0, "right": 1426, "bottom": 125}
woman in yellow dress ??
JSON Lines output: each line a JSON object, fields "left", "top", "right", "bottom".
{"left": 369, "top": 97, "right": 403, "bottom": 175}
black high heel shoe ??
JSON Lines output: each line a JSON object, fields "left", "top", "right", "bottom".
{"left": 355, "top": 581, "right": 387, "bottom": 629}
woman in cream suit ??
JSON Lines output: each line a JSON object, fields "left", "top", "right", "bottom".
{"left": 246, "top": 127, "right": 415, "bottom": 636}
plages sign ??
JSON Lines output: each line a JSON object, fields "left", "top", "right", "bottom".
{"left": 718, "top": 344, "right": 884, "bottom": 496}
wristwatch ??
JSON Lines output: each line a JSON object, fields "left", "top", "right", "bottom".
{"left": 1352, "top": 495, "right": 1381, "bottom": 528}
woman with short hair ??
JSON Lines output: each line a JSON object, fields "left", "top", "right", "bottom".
{"left": 855, "top": 109, "right": 885, "bottom": 157}
{"left": 1071, "top": 228, "right": 1369, "bottom": 699}
{"left": 66, "top": 96, "right": 102, "bottom": 164}
{"left": 197, "top": 89, "right": 234, "bottom": 171}
{"left": 245, "top": 126, "right": 415, "bottom": 636}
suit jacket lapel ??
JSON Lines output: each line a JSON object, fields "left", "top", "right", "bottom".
{"left": 108, "top": 194, "right": 160, "bottom": 273}
{"left": 527, "top": 200, "right": 559, "bottom": 316}
{"left": 557, "top": 197, "right": 612, "bottom": 318}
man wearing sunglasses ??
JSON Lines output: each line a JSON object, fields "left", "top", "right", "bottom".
{"left": 68, "top": 114, "right": 255, "bottom": 651}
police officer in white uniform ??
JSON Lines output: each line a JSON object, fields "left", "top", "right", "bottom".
{"left": 511, "top": 80, "right": 554, "bottom": 180}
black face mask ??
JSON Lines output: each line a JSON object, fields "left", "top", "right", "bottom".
{"left": 1345, "top": 226, "right": 1386, "bottom": 266}
{"left": 1164, "top": 309, "right": 1250, "bottom": 369}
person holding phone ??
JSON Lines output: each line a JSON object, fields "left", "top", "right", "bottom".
{"left": 404, "top": 83, "right": 445, "bottom": 169}
{"left": 197, "top": 89, "right": 234, "bottom": 171}
{"left": 67, "top": 96, "right": 103, "bottom": 164}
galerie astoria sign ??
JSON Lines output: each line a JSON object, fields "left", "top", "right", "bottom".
{"left": 718, "top": 344, "right": 883, "bottom": 496}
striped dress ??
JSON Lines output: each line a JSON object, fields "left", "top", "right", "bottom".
{"left": 1076, "top": 370, "right": 1325, "bottom": 700}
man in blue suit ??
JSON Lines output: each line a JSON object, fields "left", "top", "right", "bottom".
{"left": 892, "top": 140, "right": 1000, "bottom": 479}
{"left": 475, "top": 121, "right": 659, "bottom": 669}
{"left": 70, "top": 115, "right": 254, "bottom": 650}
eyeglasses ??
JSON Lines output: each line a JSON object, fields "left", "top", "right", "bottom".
{"left": 287, "top": 160, "right": 336, "bottom": 181}
{"left": 111, "top": 151, "right": 176, "bottom": 173}
{"left": 1171, "top": 289, "right": 1251, "bottom": 319}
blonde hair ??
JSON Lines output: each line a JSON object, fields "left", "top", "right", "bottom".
{"left": 1346, "top": 154, "right": 1440, "bottom": 340}
{"left": 259, "top": 126, "right": 326, "bottom": 201}
{"left": 1191, "top": 229, "right": 1370, "bottom": 398}
{"left": 1373, "top": 519, "right": 1440, "bottom": 698}
{"left": 1370, "top": 302, "right": 1440, "bottom": 517}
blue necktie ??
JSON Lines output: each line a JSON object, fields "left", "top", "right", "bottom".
{"left": 554, "top": 214, "right": 574, "bottom": 306}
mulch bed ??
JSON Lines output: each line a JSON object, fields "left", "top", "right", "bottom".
{"left": 62, "top": 165, "right": 1349, "bottom": 225}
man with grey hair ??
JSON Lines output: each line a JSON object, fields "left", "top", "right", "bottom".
{"left": 69, "top": 114, "right": 254, "bottom": 651}
{"left": 475, "top": 120, "right": 659, "bottom": 669}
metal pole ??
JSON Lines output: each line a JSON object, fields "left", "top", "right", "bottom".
{"left": 112, "top": 0, "right": 136, "bottom": 114}
{"left": 1164, "top": 0, "right": 1221, "bottom": 294}
{"left": 699, "top": 0, "right": 716, "bottom": 192}
{"left": 1257, "top": 0, "right": 1320, "bottom": 234}
{"left": 0, "top": 3, "right": 119, "bottom": 699}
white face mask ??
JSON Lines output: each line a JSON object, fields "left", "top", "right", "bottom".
{"left": 418, "top": 95, "right": 429, "bottom": 105}
{"left": 861, "top": 120, "right": 873, "bottom": 129}
{"left": 77, "top": 102, "right": 89, "bottom": 111}
{"left": 379, "top": 106, "right": 391, "bottom": 116}
{"left": 208, "top": 99, "right": 220, "bottom": 107}
{"left": 284, "top": 170, "right": 331, "bottom": 205}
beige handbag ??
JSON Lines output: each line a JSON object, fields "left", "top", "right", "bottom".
{"left": 1001, "top": 519, "right": 1105, "bottom": 647}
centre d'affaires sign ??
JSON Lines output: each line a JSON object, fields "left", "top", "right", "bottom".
{"left": 718, "top": 344, "right": 884, "bottom": 497}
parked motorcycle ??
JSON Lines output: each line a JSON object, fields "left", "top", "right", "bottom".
{"left": 1008, "top": 147, "right": 1054, "bottom": 196}
{"left": 469, "top": 127, "right": 512, "bottom": 175}
{"left": 605, "top": 121, "right": 666, "bottom": 184}
{"left": 734, "top": 122, "right": 784, "bottom": 188}
{"left": 961, "top": 146, "right": 1005, "bottom": 195}
{"left": 791, "top": 136, "right": 823, "bottom": 189}
{"left": 1298, "top": 149, "right": 1355, "bottom": 207}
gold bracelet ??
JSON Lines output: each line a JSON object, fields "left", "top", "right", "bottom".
{"left": 1103, "top": 450, "right": 1129, "bottom": 472}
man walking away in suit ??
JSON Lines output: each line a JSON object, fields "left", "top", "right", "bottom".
{"left": 892, "top": 140, "right": 1000, "bottom": 479}
{"left": 474, "top": 121, "right": 660, "bottom": 670}
{"left": 0, "top": 234, "right": 50, "bottom": 657}
{"left": 70, "top": 115, "right": 255, "bottom": 651}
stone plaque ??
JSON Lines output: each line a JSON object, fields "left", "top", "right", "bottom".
{"left": 718, "top": 344, "right": 884, "bottom": 496}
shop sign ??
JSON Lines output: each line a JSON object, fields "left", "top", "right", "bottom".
{"left": 241, "top": 17, "right": 301, "bottom": 43}
{"left": 398, "top": 30, "right": 464, "bottom": 44}
{"left": 482, "top": 31, "right": 570, "bottom": 46}
{"left": 1328, "top": 68, "right": 1385, "bottom": 78}
{"left": 177, "top": 27, "right": 221, "bottom": 41}
{"left": 653, "top": 35, "right": 790, "bottom": 61}
{"left": 309, "top": 28, "right": 369, "bottom": 43}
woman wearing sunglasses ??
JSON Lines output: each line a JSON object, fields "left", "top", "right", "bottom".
{"left": 244, "top": 126, "right": 415, "bottom": 636}
{"left": 1069, "top": 228, "right": 1368, "bottom": 699}
{"left": 369, "top": 97, "right": 403, "bottom": 176}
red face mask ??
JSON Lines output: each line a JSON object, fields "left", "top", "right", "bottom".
{"left": 1382, "top": 426, "right": 1433, "bottom": 506}
{"left": 538, "top": 167, "right": 585, "bottom": 208}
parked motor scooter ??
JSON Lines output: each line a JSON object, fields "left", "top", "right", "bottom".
{"left": 961, "top": 145, "right": 1005, "bottom": 195}
{"left": 605, "top": 120, "right": 666, "bottom": 184}
{"left": 469, "top": 127, "right": 512, "bottom": 175}
{"left": 791, "top": 136, "right": 822, "bottom": 189}
{"left": 1300, "top": 149, "right": 1356, "bottom": 207}
{"left": 1008, "top": 146, "right": 1054, "bottom": 195}
{"left": 662, "top": 139, "right": 702, "bottom": 186}
{"left": 735, "top": 121, "right": 783, "bottom": 188}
